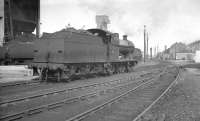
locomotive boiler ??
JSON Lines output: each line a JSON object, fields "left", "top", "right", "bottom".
{"left": 31, "top": 28, "right": 141, "bottom": 81}
{"left": 0, "top": 0, "right": 39, "bottom": 65}
{"left": 118, "top": 35, "right": 135, "bottom": 60}
{"left": 0, "top": 34, "right": 35, "bottom": 65}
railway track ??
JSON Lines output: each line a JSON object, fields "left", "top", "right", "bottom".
{"left": 0, "top": 68, "right": 161, "bottom": 100}
{"left": 0, "top": 67, "right": 166, "bottom": 121}
{"left": 0, "top": 68, "right": 160, "bottom": 105}
{"left": 0, "top": 78, "right": 153, "bottom": 121}
{"left": 64, "top": 66, "right": 179, "bottom": 121}
{"left": 0, "top": 70, "right": 160, "bottom": 106}
{"left": 0, "top": 76, "right": 134, "bottom": 106}
{"left": 0, "top": 67, "right": 161, "bottom": 89}
{"left": 0, "top": 72, "right": 159, "bottom": 121}
{"left": 0, "top": 64, "right": 173, "bottom": 121}
{"left": 0, "top": 79, "right": 40, "bottom": 88}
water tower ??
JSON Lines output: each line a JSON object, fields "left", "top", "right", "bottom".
{"left": 96, "top": 15, "right": 110, "bottom": 31}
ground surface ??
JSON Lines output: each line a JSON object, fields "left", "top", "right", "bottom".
{"left": 0, "top": 60, "right": 165, "bottom": 121}
{"left": 141, "top": 67, "right": 200, "bottom": 121}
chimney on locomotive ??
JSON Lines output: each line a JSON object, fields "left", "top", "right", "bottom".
{"left": 123, "top": 35, "right": 128, "bottom": 40}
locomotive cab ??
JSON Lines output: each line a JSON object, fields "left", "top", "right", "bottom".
{"left": 87, "top": 29, "right": 119, "bottom": 61}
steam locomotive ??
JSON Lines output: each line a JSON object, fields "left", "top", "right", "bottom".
{"left": 31, "top": 28, "right": 142, "bottom": 81}
{"left": 0, "top": 34, "right": 35, "bottom": 65}
{"left": 0, "top": 0, "right": 39, "bottom": 65}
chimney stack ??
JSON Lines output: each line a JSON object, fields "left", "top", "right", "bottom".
{"left": 123, "top": 35, "right": 127, "bottom": 40}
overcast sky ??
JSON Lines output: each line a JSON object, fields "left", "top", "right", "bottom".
{"left": 40, "top": 0, "right": 200, "bottom": 51}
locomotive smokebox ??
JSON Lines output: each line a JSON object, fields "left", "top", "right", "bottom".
{"left": 123, "top": 35, "right": 128, "bottom": 40}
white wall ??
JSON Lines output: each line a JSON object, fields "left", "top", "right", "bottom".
{"left": 176, "top": 53, "right": 194, "bottom": 60}
{"left": 0, "top": 0, "right": 4, "bottom": 46}
{"left": 194, "top": 50, "right": 200, "bottom": 63}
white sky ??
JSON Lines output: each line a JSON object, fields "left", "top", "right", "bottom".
{"left": 40, "top": 0, "right": 200, "bottom": 51}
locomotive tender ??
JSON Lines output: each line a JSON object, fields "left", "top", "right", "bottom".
{"left": 31, "top": 27, "right": 141, "bottom": 81}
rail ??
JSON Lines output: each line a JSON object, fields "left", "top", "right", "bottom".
{"left": 65, "top": 66, "right": 177, "bottom": 121}
{"left": 132, "top": 67, "right": 180, "bottom": 121}
{"left": 0, "top": 77, "right": 131, "bottom": 106}
{"left": 0, "top": 76, "right": 152, "bottom": 121}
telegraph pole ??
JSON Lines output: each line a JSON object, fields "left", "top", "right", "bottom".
{"left": 150, "top": 47, "right": 152, "bottom": 59}
{"left": 165, "top": 45, "right": 167, "bottom": 52}
{"left": 144, "top": 25, "right": 146, "bottom": 62}
{"left": 157, "top": 45, "right": 159, "bottom": 59}
{"left": 175, "top": 42, "right": 177, "bottom": 60}
{"left": 146, "top": 32, "right": 149, "bottom": 59}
